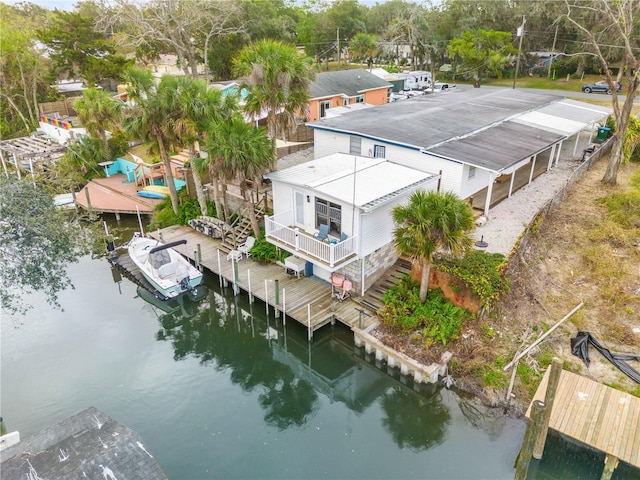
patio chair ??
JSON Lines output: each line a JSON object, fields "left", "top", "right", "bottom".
{"left": 315, "top": 224, "right": 329, "bottom": 242}
{"left": 335, "top": 279, "right": 352, "bottom": 302}
{"left": 237, "top": 236, "right": 256, "bottom": 258}
{"left": 339, "top": 232, "right": 347, "bottom": 242}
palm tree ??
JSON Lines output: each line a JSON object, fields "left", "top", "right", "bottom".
{"left": 233, "top": 39, "right": 316, "bottom": 141}
{"left": 122, "top": 68, "right": 181, "bottom": 215}
{"left": 350, "top": 33, "right": 378, "bottom": 70}
{"left": 204, "top": 115, "right": 275, "bottom": 238}
{"left": 173, "top": 76, "right": 239, "bottom": 217}
{"left": 392, "top": 190, "right": 475, "bottom": 303}
{"left": 73, "top": 87, "right": 123, "bottom": 155}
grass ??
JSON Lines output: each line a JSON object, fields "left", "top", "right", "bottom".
{"left": 126, "top": 141, "right": 158, "bottom": 163}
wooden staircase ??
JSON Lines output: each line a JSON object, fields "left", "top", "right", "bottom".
{"left": 359, "top": 258, "right": 413, "bottom": 313}
{"left": 218, "top": 201, "right": 267, "bottom": 253}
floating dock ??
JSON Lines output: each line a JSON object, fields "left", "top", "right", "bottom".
{"left": 527, "top": 368, "right": 640, "bottom": 479}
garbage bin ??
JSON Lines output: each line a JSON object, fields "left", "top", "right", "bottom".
{"left": 596, "top": 126, "right": 611, "bottom": 141}
{"left": 305, "top": 261, "right": 314, "bottom": 278}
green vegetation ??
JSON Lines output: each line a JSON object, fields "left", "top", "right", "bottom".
{"left": 380, "top": 277, "right": 469, "bottom": 346}
{"left": 150, "top": 196, "right": 216, "bottom": 230}
{"left": 436, "top": 250, "right": 511, "bottom": 309}
{"left": 249, "top": 236, "right": 289, "bottom": 264}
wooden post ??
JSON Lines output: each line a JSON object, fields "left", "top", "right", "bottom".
{"left": 514, "top": 400, "right": 546, "bottom": 480}
{"left": 84, "top": 186, "right": 92, "bottom": 212}
{"left": 282, "top": 289, "right": 286, "bottom": 325}
{"left": 600, "top": 454, "right": 619, "bottom": 480}
{"left": 533, "top": 358, "right": 562, "bottom": 459}
{"left": 196, "top": 244, "right": 202, "bottom": 271}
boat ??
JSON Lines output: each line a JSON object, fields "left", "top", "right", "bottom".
{"left": 127, "top": 233, "right": 203, "bottom": 299}
{"left": 143, "top": 185, "right": 171, "bottom": 195}
{"left": 137, "top": 189, "right": 166, "bottom": 199}
{"left": 137, "top": 285, "right": 207, "bottom": 318}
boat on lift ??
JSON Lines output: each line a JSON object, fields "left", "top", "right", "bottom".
{"left": 127, "top": 233, "right": 203, "bottom": 299}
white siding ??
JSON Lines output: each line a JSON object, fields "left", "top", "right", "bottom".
{"left": 313, "top": 130, "right": 468, "bottom": 197}
{"left": 313, "top": 130, "right": 351, "bottom": 159}
{"left": 360, "top": 199, "right": 402, "bottom": 257}
{"left": 459, "top": 165, "right": 492, "bottom": 199}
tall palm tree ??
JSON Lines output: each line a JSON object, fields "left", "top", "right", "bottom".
{"left": 73, "top": 88, "right": 123, "bottom": 155}
{"left": 233, "top": 39, "right": 315, "bottom": 141}
{"left": 392, "top": 190, "right": 475, "bottom": 303}
{"left": 204, "top": 115, "right": 275, "bottom": 238}
{"left": 173, "top": 76, "right": 239, "bottom": 217}
{"left": 122, "top": 68, "right": 181, "bottom": 215}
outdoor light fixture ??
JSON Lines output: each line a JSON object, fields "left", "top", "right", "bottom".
{"left": 307, "top": 195, "right": 310, "bottom": 203}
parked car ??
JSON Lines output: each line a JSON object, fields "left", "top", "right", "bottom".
{"left": 581, "top": 80, "right": 621, "bottom": 94}
{"left": 433, "top": 82, "right": 456, "bottom": 92}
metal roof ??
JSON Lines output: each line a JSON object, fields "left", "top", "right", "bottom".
{"left": 308, "top": 88, "right": 563, "bottom": 149}
{"left": 426, "top": 121, "right": 565, "bottom": 172}
{"left": 511, "top": 99, "right": 610, "bottom": 136}
{"left": 309, "top": 69, "right": 391, "bottom": 100}
{"left": 265, "top": 153, "right": 438, "bottom": 211}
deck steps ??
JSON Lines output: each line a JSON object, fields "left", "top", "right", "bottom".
{"left": 358, "top": 258, "right": 412, "bottom": 313}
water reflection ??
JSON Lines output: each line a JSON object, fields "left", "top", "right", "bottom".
{"left": 380, "top": 385, "right": 450, "bottom": 451}
{"left": 149, "top": 280, "right": 456, "bottom": 451}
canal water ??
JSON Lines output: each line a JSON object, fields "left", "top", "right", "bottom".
{"left": 1, "top": 225, "right": 636, "bottom": 479}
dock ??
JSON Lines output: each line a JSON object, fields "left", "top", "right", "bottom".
{"left": 75, "top": 174, "right": 163, "bottom": 215}
{"left": 526, "top": 368, "right": 640, "bottom": 478}
{"left": 148, "top": 225, "right": 378, "bottom": 338}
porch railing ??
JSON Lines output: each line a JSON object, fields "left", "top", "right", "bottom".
{"left": 265, "top": 211, "right": 357, "bottom": 268}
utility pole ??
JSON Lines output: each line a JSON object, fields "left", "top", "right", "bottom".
{"left": 337, "top": 27, "right": 340, "bottom": 71}
{"left": 547, "top": 23, "right": 559, "bottom": 79}
{"left": 512, "top": 15, "right": 526, "bottom": 89}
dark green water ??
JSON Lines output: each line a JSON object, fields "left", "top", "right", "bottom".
{"left": 1, "top": 222, "right": 637, "bottom": 479}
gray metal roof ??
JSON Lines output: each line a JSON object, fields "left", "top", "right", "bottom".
{"left": 0, "top": 407, "right": 168, "bottom": 480}
{"left": 265, "top": 153, "right": 438, "bottom": 211}
{"left": 308, "top": 88, "right": 563, "bottom": 149}
{"left": 426, "top": 121, "right": 565, "bottom": 172}
{"left": 309, "top": 69, "right": 391, "bottom": 100}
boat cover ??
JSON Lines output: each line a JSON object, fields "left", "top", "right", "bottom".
{"left": 570, "top": 331, "right": 640, "bottom": 384}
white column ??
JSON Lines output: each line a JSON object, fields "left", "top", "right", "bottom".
{"left": 555, "top": 140, "right": 563, "bottom": 166}
{"left": 484, "top": 173, "right": 495, "bottom": 216}
{"left": 529, "top": 155, "right": 537, "bottom": 184}
{"left": 572, "top": 131, "right": 580, "bottom": 157}
{"left": 547, "top": 144, "right": 555, "bottom": 172}
{"left": 508, "top": 171, "right": 515, "bottom": 198}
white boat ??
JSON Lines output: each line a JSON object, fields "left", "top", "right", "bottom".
{"left": 127, "top": 233, "right": 203, "bottom": 299}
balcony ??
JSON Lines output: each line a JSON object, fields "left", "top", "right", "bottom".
{"left": 265, "top": 211, "right": 357, "bottom": 269}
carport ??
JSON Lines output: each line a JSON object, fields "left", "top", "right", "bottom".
{"left": 425, "top": 121, "right": 565, "bottom": 215}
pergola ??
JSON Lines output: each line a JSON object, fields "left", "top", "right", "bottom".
{"left": 0, "top": 135, "right": 66, "bottom": 181}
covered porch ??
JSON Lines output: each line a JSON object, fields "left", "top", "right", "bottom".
{"left": 265, "top": 210, "right": 358, "bottom": 271}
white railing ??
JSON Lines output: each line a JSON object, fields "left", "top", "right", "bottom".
{"left": 265, "top": 212, "right": 357, "bottom": 267}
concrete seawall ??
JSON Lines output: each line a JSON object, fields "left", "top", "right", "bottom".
{"left": 352, "top": 323, "right": 453, "bottom": 384}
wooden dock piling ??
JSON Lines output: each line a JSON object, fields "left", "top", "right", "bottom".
{"left": 514, "top": 400, "right": 546, "bottom": 480}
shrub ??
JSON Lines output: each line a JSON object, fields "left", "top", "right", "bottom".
{"left": 150, "top": 195, "right": 216, "bottom": 230}
{"left": 380, "top": 277, "right": 469, "bottom": 345}
{"left": 249, "top": 237, "right": 289, "bottom": 264}
{"left": 436, "top": 250, "right": 510, "bottom": 309}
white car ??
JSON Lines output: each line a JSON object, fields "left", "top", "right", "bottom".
{"left": 433, "top": 82, "right": 456, "bottom": 92}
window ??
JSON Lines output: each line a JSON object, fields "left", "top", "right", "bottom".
{"left": 315, "top": 198, "right": 342, "bottom": 235}
{"left": 355, "top": 94, "right": 365, "bottom": 103}
{"left": 373, "top": 145, "right": 386, "bottom": 158}
{"left": 343, "top": 98, "right": 349, "bottom": 106}
{"left": 349, "top": 136, "right": 361, "bottom": 155}
{"left": 468, "top": 166, "right": 476, "bottom": 179}
{"left": 320, "top": 100, "right": 330, "bottom": 118}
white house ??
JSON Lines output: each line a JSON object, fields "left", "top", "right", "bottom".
{"left": 307, "top": 88, "right": 611, "bottom": 216}
{"left": 264, "top": 153, "right": 439, "bottom": 294}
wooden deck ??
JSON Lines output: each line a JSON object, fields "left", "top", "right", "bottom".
{"left": 75, "top": 174, "right": 163, "bottom": 215}
{"left": 149, "top": 225, "right": 378, "bottom": 337}
{"left": 527, "top": 368, "right": 640, "bottom": 471}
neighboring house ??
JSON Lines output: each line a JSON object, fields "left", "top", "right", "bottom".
{"left": 148, "top": 54, "right": 205, "bottom": 79}
{"left": 264, "top": 153, "right": 439, "bottom": 294}
{"left": 307, "top": 88, "right": 611, "bottom": 216}
{"left": 307, "top": 69, "right": 390, "bottom": 121}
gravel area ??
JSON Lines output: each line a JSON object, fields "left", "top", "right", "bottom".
{"left": 276, "top": 145, "right": 588, "bottom": 257}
